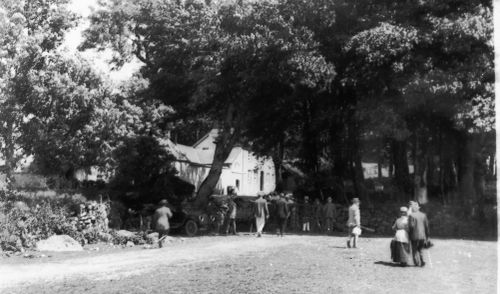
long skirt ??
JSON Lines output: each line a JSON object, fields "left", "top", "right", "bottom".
{"left": 391, "top": 240, "right": 412, "bottom": 265}
{"left": 255, "top": 216, "right": 266, "bottom": 233}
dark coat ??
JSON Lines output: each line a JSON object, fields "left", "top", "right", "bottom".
{"left": 276, "top": 198, "right": 290, "bottom": 219}
{"left": 301, "top": 202, "right": 313, "bottom": 221}
{"left": 408, "top": 211, "right": 429, "bottom": 241}
{"left": 323, "top": 203, "right": 336, "bottom": 219}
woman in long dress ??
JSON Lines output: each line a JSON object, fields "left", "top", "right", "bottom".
{"left": 391, "top": 206, "right": 413, "bottom": 266}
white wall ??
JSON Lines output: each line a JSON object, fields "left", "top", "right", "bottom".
{"left": 175, "top": 130, "right": 276, "bottom": 196}
{"left": 362, "top": 162, "right": 415, "bottom": 179}
{"left": 174, "top": 148, "right": 276, "bottom": 196}
{"left": 229, "top": 149, "right": 275, "bottom": 196}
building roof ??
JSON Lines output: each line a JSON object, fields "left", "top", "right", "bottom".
{"left": 175, "top": 143, "right": 202, "bottom": 163}
{"left": 158, "top": 138, "right": 190, "bottom": 162}
{"left": 192, "top": 129, "right": 219, "bottom": 148}
{"left": 160, "top": 130, "right": 242, "bottom": 166}
{"left": 225, "top": 148, "right": 241, "bottom": 164}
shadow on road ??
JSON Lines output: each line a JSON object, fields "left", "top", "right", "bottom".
{"left": 374, "top": 261, "right": 404, "bottom": 267}
{"left": 328, "top": 246, "right": 347, "bottom": 249}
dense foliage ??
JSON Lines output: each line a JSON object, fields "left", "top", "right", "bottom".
{"left": 109, "top": 135, "right": 190, "bottom": 208}
{"left": 0, "top": 0, "right": 493, "bottom": 220}
{"left": 80, "top": 0, "right": 494, "bottom": 210}
{"left": 0, "top": 190, "right": 110, "bottom": 251}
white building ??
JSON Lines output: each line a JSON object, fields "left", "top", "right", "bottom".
{"left": 161, "top": 129, "right": 276, "bottom": 196}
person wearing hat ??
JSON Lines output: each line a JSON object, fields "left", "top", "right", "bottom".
{"left": 253, "top": 192, "right": 269, "bottom": 237}
{"left": 390, "top": 206, "right": 413, "bottom": 266}
{"left": 346, "top": 198, "right": 361, "bottom": 248}
{"left": 408, "top": 201, "right": 430, "bottom": 266}
{"left": 153, "top": 199, "right": 173, "bottom": 248}
{"left": 276, "top": 193, "right": 290, "bottom": 237}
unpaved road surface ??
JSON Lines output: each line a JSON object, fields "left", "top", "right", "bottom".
{"left": 0, "top": 234, "right": 496, "bottom": 294}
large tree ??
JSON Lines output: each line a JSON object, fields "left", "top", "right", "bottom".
{"left": 80, "top": 0, "right": 493, "bottom": 209}
{"left": 343, "top": 0, "right": 494, "bottom": 203}
{"left": 81, "top": 0, "right": 334, "bottom": 206}
{"left": 0, "top": 0, "right": 77, "bottom": 187}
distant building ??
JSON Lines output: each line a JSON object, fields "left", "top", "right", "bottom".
{"left": 160, "top": 129, "right": 276, "bottom": 196}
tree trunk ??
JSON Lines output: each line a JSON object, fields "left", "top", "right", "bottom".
{"left": 458, "top": 133, "right": 478, "bottom": 209}
{"left": 438, "top": 127, "right": 446, "bottom": 204}
{"left": 412, "top": 129, "right": 429, "bottom": 204}
{"left": 352, "top": 151, "right": 366, "bottom": 203}
{"left": 377, "top": 155, "right": 383, "bottom": 180}
{"left": 488, "top": 153, "right": 495, "bottom": 179}
{"left": 391, "top": 139, "right": 411, "bottom": 199}
{"left": 347, "top": 118, "right": 366, "bottom": 203}
{"left": 272, "top": 139, "right": 285, "bottom": 191}
{"left": 302, "top": 97, "right": 319, "bottom": 173}
{"left": 195, "top": 104, "right": 240, "bottom": 208}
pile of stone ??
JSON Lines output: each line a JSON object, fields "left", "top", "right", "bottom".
{"left": 68, "top": 201, "right": 109, "bottom": 232}
{"left": 36, "top": 235, "right": 83, "bottom": 252}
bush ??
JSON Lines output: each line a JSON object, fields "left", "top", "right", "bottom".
{"left": 0, "top": 189, "right": 112, "bottom": 251}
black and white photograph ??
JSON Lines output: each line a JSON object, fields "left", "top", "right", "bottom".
{"left": 0, "top": 0, "right": 497, "bottom": 293}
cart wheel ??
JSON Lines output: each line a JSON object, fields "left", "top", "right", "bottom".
{"left": 185, "top": 219, "right": 198, "bottom": 237}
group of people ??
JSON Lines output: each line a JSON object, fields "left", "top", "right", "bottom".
{"left": 252, "top": 192, "right": 363, "bottom": 246}
{"left": 151, "top": 194, "right": 430, "bottom": 268}
{"left": 298, "top": 195, "right": 338, "bottom": 234}
{"left": 149, "top": 190, "right": 362, "bottom": 242}
{"left": 390, "top": 201, "right": 431, "bottom": 267}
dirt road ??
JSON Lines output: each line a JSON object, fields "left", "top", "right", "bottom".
{"left": 0, "top": 234, "right": 496, "bottom": 294}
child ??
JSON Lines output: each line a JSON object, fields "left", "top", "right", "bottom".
{"left": 347, "top": 198, "right": 361, "bottom": 248}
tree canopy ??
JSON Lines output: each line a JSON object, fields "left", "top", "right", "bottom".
{"left": 0, "top": 0, "right": 492, "bottom": 212}
{"left": 0, "top": 0, "right": 78, "bottom": 185}
{"left": 78, "top": 0, "right": 494, "bottom": 207}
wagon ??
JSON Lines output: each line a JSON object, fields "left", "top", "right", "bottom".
{"left": 169, "top": 202, "right": 211, "bottom": 237}
{"left": 170, "top": 195, "right": 259, "bottom": 236}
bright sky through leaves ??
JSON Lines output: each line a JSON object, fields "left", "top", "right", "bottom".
{"left": 63, "top": 0, "right": 141, "bottom": 84}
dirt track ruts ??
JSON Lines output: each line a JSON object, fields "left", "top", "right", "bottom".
{"left": 0, "top": 234, "right": 496, "bottom": 294}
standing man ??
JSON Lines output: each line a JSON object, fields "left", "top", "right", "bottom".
{"left": 225, "top": 195, "right": 238, "bottom": 235}
{"left": 301, "top": 196, "right": 312, "bottom": 233}
{"left": 276, "top": 193, "right": 290, "bottom": 237}
{"left": 153, "top": 199, "right": 173, "bottom": 248}
{"left": 285, "top": 193, "right": 298, "bottom": 231}
{"left": 313, "top": 198, "right": 323, "bottom": 233}
{"left": 408, "top": 201, "right": 430, "bottom": 266}
{"left": 323, "top": 197, "right": 336, "bottom": 234}
{"left": 347, "top": 198, "right": 361, "bottom": 249}
{"left": 254, "top": 192, "right": 269, "bottom": 237}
